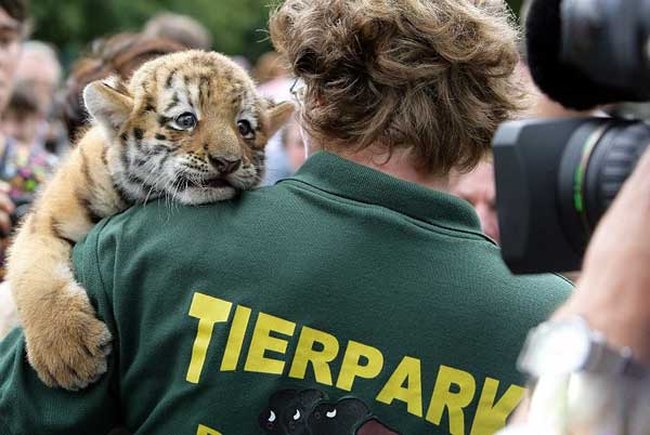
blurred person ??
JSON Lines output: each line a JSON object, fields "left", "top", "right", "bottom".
{"left": 0, "top": 83, "right": 57, "bottom": 206}
{"left": 143, "top": 12, "right": 212, "bottom": 50}
{"left": 255, "top": 52, "right": 292, "bottom": 103}
{"left": 0, "top": 0, "right": 26, "bottom": 113}
{"left": 14, "top": 40, "right": 61, "bottom": 113}
{"left": 63, "top": 32, "right": 185, "bottom": 142}
{"left": 254, "top": 51, "right": 288, "bottom": 85}
{"left": 0, "top": 180, "right": 13, "bottom": 280}
{"left": 41, "top": 95, "right": 68, "bottom": 155}
{"left": 0, "top": 184, "right": 16, "bottom": 327}
{"left": 449, "top": 159, "right": 500, "bottom": 242}
{"left": 0, "top": 0, "right": 26, "bottom": 354}
{"left": 2, "top": 82, "right": 41, "bottom": 147}
{"left": 282, "top": 117, "right": 307, "bottom": 172}
{"left": 229, "top": 54, "right": 252, "bottom": 74}
{"left": 0, "top": 1, "right": 572, "bottom": 434}
{"left": 13, "top": 40, "right": 67, "bottom": 154}
{"left": 256, "top": 51, "right": 294, "bottom": 185}
{"left": 0, "top": 0, "right": 28, "bottom": 273}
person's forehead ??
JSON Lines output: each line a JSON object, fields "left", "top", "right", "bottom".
{"left": 0, "top": 7, "right": 22, "bottom": 33}
{"left": 450, "top": 163, "right": 495, "bottom": 197}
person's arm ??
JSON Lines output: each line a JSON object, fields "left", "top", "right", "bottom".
{"left": 554, "top": 148, "right": 650, "bottom": 362}
{"left": 0, "top": 219, "right": 120, "bottom": 434}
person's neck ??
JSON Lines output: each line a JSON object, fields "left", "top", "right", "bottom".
{"left": 321, "top": 145, "right": 450, "bottom": 192}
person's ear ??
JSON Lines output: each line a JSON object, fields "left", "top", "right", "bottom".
{"left": 83, "top": 76, "right": 134, "bottom": 134}
{"left": 264, "top": 101, "right": 295, "bottom": 137}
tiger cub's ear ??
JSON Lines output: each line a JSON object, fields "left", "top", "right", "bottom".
{"left": 83, "top": 76, "right": 134, "bottom": 134}
{"left": 265, "top": 101, "right": 295, "bottom": 138}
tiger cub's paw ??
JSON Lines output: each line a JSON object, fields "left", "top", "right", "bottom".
{"left": 24, "top": 289, "right": 113, "bottom": 391}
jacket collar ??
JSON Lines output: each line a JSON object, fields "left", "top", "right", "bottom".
{"left": 283, "top": 152, "right": 489, "bottom": 240}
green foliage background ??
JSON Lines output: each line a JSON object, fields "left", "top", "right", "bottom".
{"left": 30, "top": 0, "right": 524, "bottom": 66}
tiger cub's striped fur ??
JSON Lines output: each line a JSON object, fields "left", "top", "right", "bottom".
{"left": 6, "top": 50, "right": 294, "bottom": 390}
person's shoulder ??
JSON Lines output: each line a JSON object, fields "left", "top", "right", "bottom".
{"left": 518, "top": 272, "right": 574, "bottom": 293}
{"left": 71, "top": 183, "right": 308, "bottom": 283}
{"left": 463, "top": 244, "right": 574, "bottom": 315}
{"left": 460, "top": 240, "right": 574, "bottom": 293}
{"left": 85, "top": 185, "right": 284, "bottom": 242}
{"left": 506, "top": 272, "right": 574, "bottom": 316}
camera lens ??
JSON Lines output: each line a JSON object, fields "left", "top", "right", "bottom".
{"left": 558, "top": 120, "right": 650, "bottom": 254}
{"left": 493, "top": 118, "right": 650, "bottom": 273}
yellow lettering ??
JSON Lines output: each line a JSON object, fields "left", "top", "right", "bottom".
{"left": 197, "top": 424, "right": 222, "bottom": 435}
{"left": 288, "top": 326, "right": 340, "bottom": 385}
{"left": 220, "top": 305, "right": 252, "bottom": 371}
{"left": 244, "top": 312, "right": 296, "bottom": 375}
{"left": 426, "top": 365, "right": 476, "bottom": 435}
{"left": 336, "top": 340, "right": 384, "bottom": 391}
{"left": 186, "top": 293, "right": 233, "bottom": 384}
{"left": 376, "top": 356, "right": 423, "bottom": 417}
{"left": 470, "top": 378, "right": 525, "bottom": 435}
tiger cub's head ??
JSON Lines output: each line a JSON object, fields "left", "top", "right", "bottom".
{"left": 83, "top": 50, "right": 294, "bottom": 205}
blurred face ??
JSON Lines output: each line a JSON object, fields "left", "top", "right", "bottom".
{"left": 0, "top": 8, "right": 23, "bottom": 114}
{"left": 450, "top": 161, "right": 500, "bottom": 242}
{"left": 283, "top": 121, "right": 307, "bottom": 172}
{"left": 16, "top": 52, "right": 61, "bottom": 113}
{"left": 2, "top": 111, "right": 42, "bottom": 146}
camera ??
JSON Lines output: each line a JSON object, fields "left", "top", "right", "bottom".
{"left": 493, "top": 0, "right": 650, "bottom": 274}
{"left": 493, "top": 118, "right": 648, "bottom": 273}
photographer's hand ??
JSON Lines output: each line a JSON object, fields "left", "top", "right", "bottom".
{"left": 555, "top": 147, "right": 650, "bottom": 363}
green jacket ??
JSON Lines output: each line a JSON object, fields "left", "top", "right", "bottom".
{"left": 0, "top": 152, "right": 572, "bottom": 435}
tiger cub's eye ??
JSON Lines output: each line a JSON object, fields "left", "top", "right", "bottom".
{"left": 237, "top": 120, "right": 255, "bottom": 139}
{"left": 175, "top": 112, "right": 197, "bottom": 130}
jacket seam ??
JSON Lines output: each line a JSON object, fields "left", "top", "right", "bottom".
{"left": 552, "top": 273, "right": 575, "bottom": 287}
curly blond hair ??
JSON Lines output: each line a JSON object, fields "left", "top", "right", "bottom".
{"left": 269, "top": 0, "right": 523, "bottom": 174}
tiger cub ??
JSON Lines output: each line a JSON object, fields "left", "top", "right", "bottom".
{"left": 6, "top": 50, "right": 294, "bottom": 390}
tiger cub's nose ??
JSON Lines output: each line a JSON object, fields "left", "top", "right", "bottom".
{"left": 208, "top": 156, "right": 242, "bottom": 175}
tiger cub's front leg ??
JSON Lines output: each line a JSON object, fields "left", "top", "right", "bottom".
{"left": 7, "top": 133, "right": 125, "bottom": 390}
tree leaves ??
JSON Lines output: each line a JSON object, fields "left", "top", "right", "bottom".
{"left": 30, "top": 0, "right": 273, "bottom": 64}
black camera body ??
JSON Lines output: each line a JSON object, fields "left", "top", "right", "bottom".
{"left": 493, "top": 0, "right": 650, "bottom": 274}
{"left": 493, "top": 118, "right": 648, "bottom": 273}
